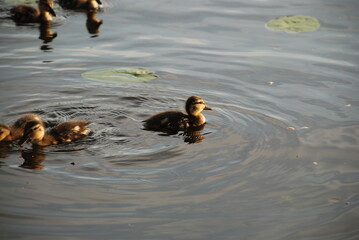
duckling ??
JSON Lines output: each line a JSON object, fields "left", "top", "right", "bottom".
{"left": 19, "top": 120, "right": 90, "bottom": 146}
{"left": 0, "top": 114, "right": 45, "bottom": 142}
{"left": 143, "top": 96, "right": 212, "bottom": 132}
{"left": 59, "top": 0, "right": 102, "bottom": 10}
{"left": 10, "top": 0, "right": 56, "bottom": 24}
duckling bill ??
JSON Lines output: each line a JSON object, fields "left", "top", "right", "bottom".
{"left": 143, "top": 96, "right": 212, "bottom": 132}
{"left": 10, "top": 0, "right": 56, "bottom": 24}
{"left": 19, "top": 120, "right": 90, "bottom": 146}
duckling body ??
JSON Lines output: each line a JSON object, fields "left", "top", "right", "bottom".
{"left": 143, "top": 111, "right": 189, "bottom": 132}
{"left": 20, "top": 120, "right": 90, "bottom": 146}
{"left": 0, "top": 114, "right": 45, "bottom": 142}
{"left": 59, "top": 0, "right": 102, "bottom": 10}
{"left": 10, "top": 0, "right": 56, "bottom": 24}
{"left": 143, "top": 96, "right": 212, "bottom": 132}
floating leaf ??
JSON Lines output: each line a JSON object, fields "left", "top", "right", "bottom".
{"left": 81, "top": 67, "right": 158, "bottom": 83}
{"left": 266, "top": 15, "right": 320, "bottom": 33}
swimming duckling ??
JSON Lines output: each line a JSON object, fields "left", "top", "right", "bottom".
{"left": 143, "top": 96, "right": 212, "bottom": 132}
{"left": 10, "top": 0, "right": 56, "bottom": 24}
{"left": 0, "top": 113, "right": 45, "bottom": 142}
{"left": 59, "top": 0, "right": 102, "bottom": 10}
{"left": 19, "top": 120, "right": 90, "bottom": 146}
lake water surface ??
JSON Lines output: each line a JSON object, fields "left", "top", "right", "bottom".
{"left": 0, "top": 0, "right": 358, "bottom": 239}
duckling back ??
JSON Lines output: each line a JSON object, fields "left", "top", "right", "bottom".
{"left": 10, "top": 5, "right": 40, "bottom": 23}
{"left": 143, "top": 111, "right": 189, "bottom": 132}
{"left": 10, "top": 0, "right": 56, "bottom": 24}
{"left": 49, "top": 120, "right": 90, "bottom": 143}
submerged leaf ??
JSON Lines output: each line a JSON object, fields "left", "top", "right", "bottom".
{"left": 81, "top": 67, "right": 158, "bottom": 83}
{"left": 266, "top": 15, "right": 320, "bottom": 33}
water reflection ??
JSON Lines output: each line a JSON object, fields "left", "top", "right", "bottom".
{"left": 38, "top": 22, "right": 57, "bottom": 43}
{"left": 0, "top": 143, "right": 11, "bottom": 159}
{"left": 40, "top": 44, "right": 54, "bottom": 51}
{"left": 18, "top": 145, "right": 89, "bottom": 170}
{"left": 86, "top": 9, "right": 103, "bottom": 36}
{"left": 182, "top": 125, "right": 207, "bottom": 144}
{"left": 20, "top": 146, "right": 45, "bottom": 170}
{"left": 147, "top": 124, "right": 208, "bottom": 144}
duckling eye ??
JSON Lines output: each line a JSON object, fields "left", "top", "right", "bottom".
{"left": 194, "top": 101, "right": 204, "bottom": 105}
{"left": 32, "top": 126, "right": 40, "bottom": 131}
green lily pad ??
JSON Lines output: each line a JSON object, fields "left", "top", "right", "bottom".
{"left": 266, "top": 15, "right": 320, "bottom": 33}
{"left": 81, "top": 67, "right": 158, "bottom": 83}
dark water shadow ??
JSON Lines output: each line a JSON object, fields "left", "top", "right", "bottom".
{"left": 20, "top": 146, "right": 46, "bottom": 170}
{"left": 0, "top": 142, "right": 12, "bottom": 159}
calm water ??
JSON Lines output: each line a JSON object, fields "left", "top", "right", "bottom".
{"left": 0, "top": 0, "right": 358, "bottom": 239}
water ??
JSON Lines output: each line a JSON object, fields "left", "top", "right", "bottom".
{"left": 0, "top": 0, "right": 358, "bottom": 239}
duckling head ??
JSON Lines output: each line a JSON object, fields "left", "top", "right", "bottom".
{"left": 19, "top": 121, "right": 45, "bottom": 145}
{"left": 39, "top": 0, "right": 56, "bottom": 20}
{"left": 0, "top": 124, "right": 11, "bottom": 141}
{"left": 185, "top": 96, "right": 212, "bottom": 116}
